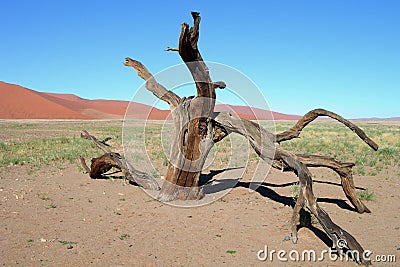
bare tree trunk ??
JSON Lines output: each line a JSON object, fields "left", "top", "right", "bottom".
{"left": 124, "top": 12, "right": 226, "bottom": 201}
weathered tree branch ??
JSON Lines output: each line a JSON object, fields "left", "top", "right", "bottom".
{"left": 80, "top": 131, "right": 160, "bottom": 190}
{"left": 275, "top": 149, "right": 370, "bottom": 265}
{"left": 165, "top": 47, "right": 179, "bottom": 52}
{"left": 123, "top": 58, "right": 181, "bottom": 108}
{"left": 81, "top": 130, "right": 111, "bottom": 153}
{"left": 275, "top": 108, "right": 378, "bottom": 151}
{"left": 211, "top": 81, "right": 227, "bottom": 90}
{"left": 214, "top": 111, "right": 373, "bottom": 213}
{"left": 292, "top": 154, "right": 371, "bottom": 213}
{"left": 213, "top": 111, "right": 276, "bottom": 159}
{"left": 213, "top": 111, "right": 375, "bottom": 264}
{"left": 79, "top": 156, "right": 91, "bottom": 173}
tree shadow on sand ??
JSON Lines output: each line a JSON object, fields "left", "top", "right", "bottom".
{"left": 199, "top": 167, "right": 368, "bottom": 248}
{"left": 201, "top": 167, "right": 362, "bottom": 213}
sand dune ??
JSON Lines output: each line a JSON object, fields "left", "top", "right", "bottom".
{"left": 0, "top": 82, "right": 91, "bottom": 119}
{"left": 0, "top": 81, "right": 301, "bottom": 120}
{"left": 0, "top": 82, "right": 168, "bottom": 120}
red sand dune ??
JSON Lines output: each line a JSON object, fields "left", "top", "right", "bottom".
{"left": 0, "top": 81, "right": 301, "bottom": 120}
{"left": 0, "top": 82, "right": 91, "bottom": 119}
{"left": 0, "top": 81, "right": 168, "bottom": 120}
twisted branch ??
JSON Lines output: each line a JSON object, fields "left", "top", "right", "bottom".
{"left": 123, "top": 58, "right": 180, "bottom": 108}
{"left": 275, "top": 108, "right": 378, "bottom": 151}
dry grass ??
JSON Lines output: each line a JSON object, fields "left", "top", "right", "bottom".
{"left": 0, "top": 120, "right": 398, "bottom": 179}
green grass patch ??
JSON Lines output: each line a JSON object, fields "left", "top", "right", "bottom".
{"left": 119, "top": 233, "right": 130, "bottom": 240}
{"left": 0, "top": 136, "right": 101, "bottom": 167}
{"left": 358, "top": 188, "right": 375, "bottom": 201}
{"left": 45, "top": 203, "right": 57, "bottom": 209}
{"left": 0, "top": 121, "right": 398, "bottom": 178}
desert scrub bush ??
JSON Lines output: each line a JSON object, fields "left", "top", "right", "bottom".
{"left": 368, "top": 158, "right": 377, "bottom": 167}
{"left": 358, "top": 188, "right": 375, "bottom": 201}
{"left": 162, "top": 155, "right": 169, "bottom": 166}
{"left": 119, "top": 233, "right": 130, "bottom": 240}
{"left": 356, "top": 166, "right": 366, "bottom": 176}
{"left": 151, "top": 168, "right": 160, "bottom": 178}
{"left": 378, "top": 145, "right": 398, "bottom": 159}
{"left": 0, "top": 142, "right": 6, "bottom": 150}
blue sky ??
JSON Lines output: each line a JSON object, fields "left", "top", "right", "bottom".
{"left": 1, "top": 0, "right": 399, "bottom": 118}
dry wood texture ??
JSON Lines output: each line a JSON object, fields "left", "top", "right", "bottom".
{"left": 80, "top": 11, "right": 379, "bottom": 265}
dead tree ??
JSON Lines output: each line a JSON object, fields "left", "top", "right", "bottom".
{"left": 81, "top": 12, "right": 378, "bottom": 265}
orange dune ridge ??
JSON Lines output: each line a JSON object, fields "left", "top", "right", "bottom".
{"left": 0, "top": 81, "right": 303, "bottom": 120}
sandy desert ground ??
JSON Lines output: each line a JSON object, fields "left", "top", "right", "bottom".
{"left": 0, "top": 120, "right": 399, "bottom": 266}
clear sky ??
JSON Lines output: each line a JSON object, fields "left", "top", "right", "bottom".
{"left": 1, "top": 0, "right": 399, "bottom": 118}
